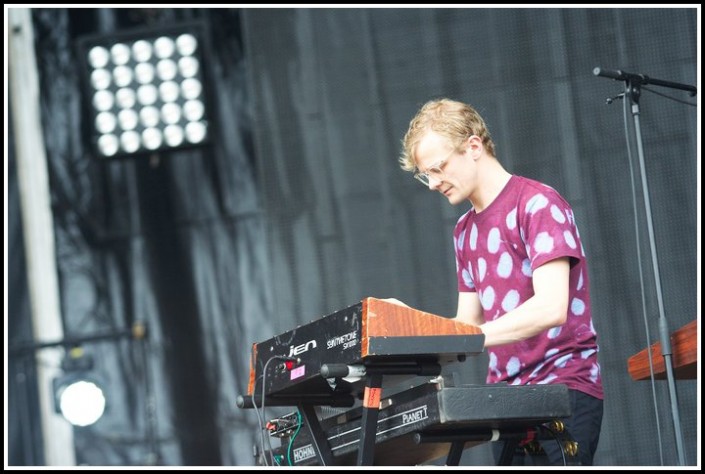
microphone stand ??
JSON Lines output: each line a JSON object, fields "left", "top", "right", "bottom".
{"left": 593, "top": 67, "right": 696, "bottom": 466}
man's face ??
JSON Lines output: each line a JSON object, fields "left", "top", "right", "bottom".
{"left": 414, "top": 131, "right": 472, "bottom": 205}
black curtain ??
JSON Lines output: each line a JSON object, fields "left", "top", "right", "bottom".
{"left": 9, "top": 7, "right": 274, "bottom": 466}
{"left": 8, "top": 7, "right": 698, "bottom": 467}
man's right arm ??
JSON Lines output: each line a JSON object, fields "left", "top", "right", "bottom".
{"left": 455, "top": 291, "right": 484, "bottom": 327}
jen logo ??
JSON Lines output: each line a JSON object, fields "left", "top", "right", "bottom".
{"left": 289, "top": 339, "right": 317, "bottom": 358}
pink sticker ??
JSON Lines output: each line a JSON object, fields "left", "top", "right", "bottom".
{"left": 290, "top": 365, "right": 305, "bottom": 380}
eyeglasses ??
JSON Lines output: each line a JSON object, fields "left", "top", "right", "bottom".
{"left": 413, "top": 147, "right": 455, "bottom": 186}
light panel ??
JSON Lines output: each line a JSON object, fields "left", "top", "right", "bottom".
{"left": 79, "top": 23, "right": 210, "bottom": 159}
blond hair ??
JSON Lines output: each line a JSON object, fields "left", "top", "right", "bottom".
{"left": 399, "top": 98, "right": 496, "bottom": 172}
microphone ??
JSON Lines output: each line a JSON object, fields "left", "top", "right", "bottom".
{"left": 593, "top": 67, "right": 650, "bottom": 84}
{"left": 320, "top": 363, "right": 366, "bottom": 378}
{"left": 593, "top": 66, "right": 696, "bottom": 96}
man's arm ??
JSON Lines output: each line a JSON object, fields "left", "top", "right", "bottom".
{"left": 479, "top": 257, "right": 571, "bottom": 347}
{"left": 455, "top": 291, "right": 484, "bottom": 327}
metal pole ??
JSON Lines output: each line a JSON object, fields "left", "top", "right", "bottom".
{"left": 8, "top": 7, "right": 76, "bottom": 466}
{"left": 594, "top": 67, "right": 693, "bottom": 466}
{"left": 629, "top": 93, "right": 686, "bottom": 466}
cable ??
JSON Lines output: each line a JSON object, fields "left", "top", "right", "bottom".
{"left": 247, "top": 344, "right": 269, "bottom": 466}
{"left": 541, "top": 423, "right": 568, "bottom": 466}
{"left": 642, "top": 85, "right": 697, "bottom": 107}
{"left": 249, "top": 376, "right": 269, "bottom": 466}
{"left": 254, "top": 355, "right": 299, "bottom": 467}
{"left": 260, "top": 356, "right": 279, "bottom": 467}
{"left": 286, "top": 409, "right": 303, "bottom": 466}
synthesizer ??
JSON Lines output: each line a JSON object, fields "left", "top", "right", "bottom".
{"left": 243, "top": 297, "right": 485, "bottom": 406}
{"left": 262, "top": 379, "right": 574, "bottom": 466}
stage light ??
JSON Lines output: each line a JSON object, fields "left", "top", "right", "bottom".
{"left": 78, "top": 22, "right": 211, "bottom": 159}
{"left": 53, "top": 347, "right": 106, "bottom": 427}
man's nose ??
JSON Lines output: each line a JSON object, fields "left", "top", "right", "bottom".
{"left": 428, "top": 175, "right": 443, "bottom": 190}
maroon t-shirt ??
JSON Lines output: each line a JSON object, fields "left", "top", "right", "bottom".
{"left": 454, "top": 175, "right": 603, "bottom": 400}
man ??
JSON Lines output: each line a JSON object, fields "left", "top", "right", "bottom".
{"left": 397, "top": 98, "right": 603, "bottom": 465}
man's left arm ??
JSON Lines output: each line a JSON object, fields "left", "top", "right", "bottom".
{"left": 479, "top": 257, "right": 570, "bottom": 347}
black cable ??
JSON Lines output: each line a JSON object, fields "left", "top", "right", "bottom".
{"left": 642, "top": 85, "right": 697, "bottom": 107}
{"left": 249, "top": 375, "right": 269, "bottom": 466}
{"left": 260, "top": 356, "right": 280, "bottom": 467}
{"left": 247, "top": 345, "right": 269, "bottom": 466}
{"left": 541, "top": 423, "right": 567, "bottom": 466}
{"left": 254, "top": 355, "right": 299, "bottom": 467}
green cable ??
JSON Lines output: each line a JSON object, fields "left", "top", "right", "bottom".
{"left": 287, "top": 410, "right": 303, "bottom": 466}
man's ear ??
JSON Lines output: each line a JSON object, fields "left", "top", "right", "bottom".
{"left": 465, "top": 135, "right": 483, "bottom": 157}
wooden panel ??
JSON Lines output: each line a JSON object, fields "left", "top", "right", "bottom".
{"left": 361, "top": 297, "right": 483, "bottom": 358}
{"left": 627, "top": 320, "right": 697, "bottom": 381}
{"left": 247, "top": 344, "right": 258, "bottom": 396}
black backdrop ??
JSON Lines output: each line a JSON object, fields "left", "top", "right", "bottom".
{"left": 7, "top": 7, "right": 698, "bottom": 466}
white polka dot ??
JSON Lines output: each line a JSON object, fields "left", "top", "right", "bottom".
{"left": 522, "top": 259, "right": 533, "bottom": 277}
{"left": 547, "top": 326, "right": 562, "bottom": 339}
{"left": 577, "top": 271, "right": 584, "bottom": 291}
{"left": 571, "top": 298, "right": 585, "bottom": 315}
{"left": 497, "top": 252, "right": 513, "bottom": 278}
{"left": 581, "top": 348, "right": 596, "bottom": 359}
{"left": 545, "top": 348, "right": 559, "bottom": 358}
{"left": 526, "top": 194, "right": 549, "bottom": 214}
{"left": 533, "top": 232, "right": 554, "bottom": 254}
{"left": 565, "top": 208, "right": 575, "bottom": 225}
{"left": 529, "top": 362, "right": 544, "bottom": 379}
{"left": 487, "top": 227, "right": 501, "bottom": 254}
{"left": 488, "top": 352, "right": 501, "bottom": 378}
{"left": 480, "top": 286, "right": 495, "bottom": 311}
{"left": 506, "top": 357, "right": 521, "bottom": 377}
{"left": 501, "top": 289, "right": 520, "bottom": 312}
{"left": 590, "top": 363, "right": 600, "bottom": 383}
{"left": 488, "top": 352, "right": 498, "bottom": 370}
{"left": 506, "top": 207, "right": 517, "bottom": 230}
{"left": 469, "top": 224, "right": 478, "bottom": 250}
{"left": 457, "top": 229, "right": 465, "bottom": 251}
{"left": 554, "top": 354, "right": 572, "bottom": 368}
{"left": 550, "top": 204, "right": 566, "bottom": 223}
{"left": 462, "top": 268, "right": 474, "bottom": 289}
{"left": 563, "top": 230, "right": 577, "bottom": 249}
{"left": 478, "top": 258, "right": 487, "bottom": 282}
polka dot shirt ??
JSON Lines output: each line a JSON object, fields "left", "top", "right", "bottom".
{"left": 454, "top": 175, "right": 603, "bottom": 399}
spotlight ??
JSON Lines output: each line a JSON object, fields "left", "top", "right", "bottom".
{"left": 53, "top": 347, "right": 106, "bottom": 427}
{"left": 77, "top": 22, "right": 211, "bottom": 159}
